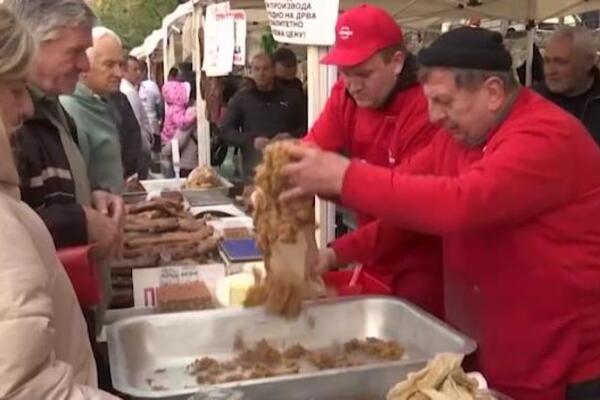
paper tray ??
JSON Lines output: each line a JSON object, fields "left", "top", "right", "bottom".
{"left": 108, "top": 297, "right": 476, "bottom": 400}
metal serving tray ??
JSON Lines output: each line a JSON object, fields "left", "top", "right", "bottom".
{"left": 107, "top": 297, "right": 476, "bottom": 400}
{"left": 140, "top": 176, "right": 233, "bottom": 206}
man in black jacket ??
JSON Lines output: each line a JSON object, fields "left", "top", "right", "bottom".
{"left": 219, "top": 53, "right": 307, "bottom": 181}
{"left": 534, "top": 26, "right": 600, "bottom": 145}
{"left": 273, "top": 47, "right": 305, "bottom": 94}
{"left": 108, "top": 92, "right": 142, "bottom": 179}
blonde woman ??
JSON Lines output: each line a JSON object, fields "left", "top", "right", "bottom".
{"left": 0, "top": 6, "right": 119, "bottom": 400}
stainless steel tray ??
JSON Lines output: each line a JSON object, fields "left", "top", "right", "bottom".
{"left": 182, "top": 175, "right": 233, "bottom": 207}
{"left": 140, "top": 176, "right": 233, "bottom": 206}
{"left": 107, "top": 297, "right": 476, "bottom": 400}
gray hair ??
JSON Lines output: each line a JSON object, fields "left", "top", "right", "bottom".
{"left": 92, "top": 26, "right": 121, "bottom": 45}
{"left": 548, "top": 26, "right": 597, "bottom": 62}
{"left": 419, "top": 67, "right": 519, "bottom": 92}
{"left": 86, "top": 26, "right": 122, "bottom": 63}
{"left": 3, "top": 0, "right": 95, "bottom": 42}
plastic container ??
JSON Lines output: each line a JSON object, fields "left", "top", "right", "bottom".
{"left": 323, "top": 268, "right": 392, "bottom": 297}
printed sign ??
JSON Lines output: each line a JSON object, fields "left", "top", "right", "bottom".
{"left": 264, "top": 0, "right": 339, "bottom": 45}
{"left": 133, "top": 263, "right": 226, "bottom": 308}
{"left": 232, "top": 10, "right": 247, "bottom": 66}
{"left": 203, "top": 2, "right": 235, "bottom": 76}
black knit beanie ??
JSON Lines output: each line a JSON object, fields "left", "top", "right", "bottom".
{"left": 418, "top": 27, "right": 513, "bottom": 71}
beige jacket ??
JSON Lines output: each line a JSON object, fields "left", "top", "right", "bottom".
{"left": 0, "top": 130, "right": 118, "bottom": 398}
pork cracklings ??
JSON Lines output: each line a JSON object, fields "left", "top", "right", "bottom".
{"left": 244, "top": 140, "right": 325, "bottom": 317}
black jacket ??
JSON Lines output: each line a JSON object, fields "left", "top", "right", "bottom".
{"left": 219, "top": 82, "right": 307, "bottom": 179}
{"left": 15, "top": 95, "right": 89, "bottom": 249}
{"left": 534, "top": 68, "right": 600, "bottom": 146}
{"left": 108, "top": 92, "right": 142, "bottom": 178}
{"left": 278, "top": 77, "right": 305, "bottom": 96}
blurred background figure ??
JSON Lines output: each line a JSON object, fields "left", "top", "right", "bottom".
{"left": 272, "top": 46, "right": 304, "bottom": 94}
{"left": 161, "top": 99, "right": 198, "bottom": 178}
{"left": 121, "top": 55, "right": 152, "bottom": 178}
{"left": 161, "top": 63, "right": 198, "bottom": 178}
{"left": 534, "top": 26, "right": 600, "bottom": 145}
{"left": 161, "top": 67, "right": 196, "bottom": 146}
{"left": 139, "top": 60, "right": 163, "bottom": 173}
{"left": 108, "top": 77, "right": 142, "bottom": 180}
{"left": 219, "top": 53, "right": 307, "bottom": 182}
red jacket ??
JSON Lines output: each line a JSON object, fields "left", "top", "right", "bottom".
{"left": 305, "top": 78, "right": 444, "bottom": 318}
{"left": 341, "top": 89, "right": 600, "bottom": 399}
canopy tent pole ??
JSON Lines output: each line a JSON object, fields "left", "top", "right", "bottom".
{"left": 525, "top": 20, "right": 536, "bottom": 87}
{"left": 193, "top": 3, "right": 211, "bottom": 166}
{"left": 525, "top": 0, "right": 538, "bottom": 87}
{"left": 307, "top": 46, "right": 337, "bottom": 247}
{"left": 145, "top": 57, "right": 152, "bottom": 81}
{"left": 162, "top": 27, "right": 169, "bottom": 83}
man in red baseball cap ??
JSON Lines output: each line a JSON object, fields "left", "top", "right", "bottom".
{"left": 304, "top": 4, "right": 444, "bottom": 318}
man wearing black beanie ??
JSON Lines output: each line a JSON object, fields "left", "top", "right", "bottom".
{"left": 280, "top": 27, "right": 600, "bottom": 400}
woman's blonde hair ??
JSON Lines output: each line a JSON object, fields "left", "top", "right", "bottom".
{"left": 0, "top": 5, "right": 35, "bottom": 180}
{"left": 0, "top": 5, "right": 36, "bottom": 84}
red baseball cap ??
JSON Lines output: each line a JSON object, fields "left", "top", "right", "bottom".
{"left": 321, "top": 4, "right": 404, "bottom": 67}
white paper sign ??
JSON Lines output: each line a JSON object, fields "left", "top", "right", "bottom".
{"left": 133, "top": 263, "right": 226, "bottom": 308}
{"left": 264, "top": 0, "right": 339, "bottom": 45}
{"left": 203, "top": 2, "right": 235, "bottom": 77}
{"left": 232, "top": 10, "right": 247, "bottom": 66}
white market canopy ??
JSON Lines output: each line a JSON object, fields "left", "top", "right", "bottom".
{"left": 133, "top": 0, "right": 600, "bottom": 58}
{"left": 163, "top": 0, "right": 194, "bottom": 29}
{"left": 385, "top": 0, "right": 600, "bottom": 27}
{"left": 227, "top": 0, "right": 600, "bottom": 26}
{"left": 130, "top": 29, "right": 163, "bottom": 59}
{"left": 130, "top": 1, "right": 195, "bottom": 59}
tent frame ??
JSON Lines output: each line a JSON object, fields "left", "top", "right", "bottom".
{"left": 160, "top": 0, "right": 600, "bottom": 247}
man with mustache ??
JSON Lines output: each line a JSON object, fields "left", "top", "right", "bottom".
{"left": 282, "top": 27, "right": 600, "bottom": 400}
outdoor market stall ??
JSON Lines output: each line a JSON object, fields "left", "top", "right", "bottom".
{"left": 130, "top": 28, "right": 164, "bottom": 83}
{"left": 162, "top": 1, "right": 195, "bottom": 81}
{"left": 126, "top": 1, "right": 600, "bottom": 284}
{"left": 111, "top": 2, "right": 600, "bottom": 399}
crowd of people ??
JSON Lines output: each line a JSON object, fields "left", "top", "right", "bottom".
{"left": 0, "top": 0, "right": 599, "bottom": 399}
